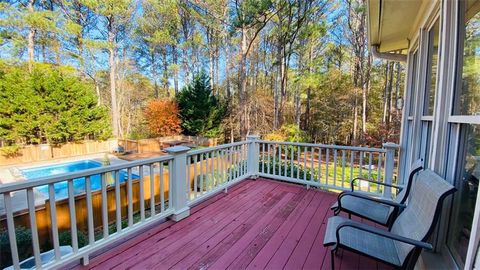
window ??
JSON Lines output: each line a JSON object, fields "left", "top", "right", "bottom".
{"left": 447, "top": 125, "right": 479, "bottom": 266}
{"left": 408, "top": 52, "right": 418, "bottom": 117}
{"left": 401, "top": 51, "right": 418, "bottom": 179}
{"left": 447, "top": 1, "right": 480, "bottom": 267}
{"left": 453, "top": 4, "right": 480, "bottom": 116}
{"left": 424, "top": 20, "right": 440, "bottom": 116}
{"left": 417, "top": 19, "right": 441, "bottom": 164}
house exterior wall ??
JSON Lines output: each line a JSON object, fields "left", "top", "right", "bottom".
{"left": 398, "top": 1, "right": 480, "bottom": 269}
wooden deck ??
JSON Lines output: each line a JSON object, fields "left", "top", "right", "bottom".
{"left": 78, "top": 178, "right": 395, "bottom": 270}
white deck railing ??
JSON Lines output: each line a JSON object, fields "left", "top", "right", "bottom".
{"left": 186, "top": 141, "right": 250, "bottom": 206}
{"left": 0, "top": 136, "right": 398, "bottom": 269}
{"left": 256, "top": 140, "right": 399, "bottom": 196}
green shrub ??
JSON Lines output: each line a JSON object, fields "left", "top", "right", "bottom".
{"left": 58, "top": 230, "right": 88, "bottom": 248}
{"left": 0, "top": 226, "right": 32, "bottom": 268}
{"left": 259, "top": 159, "right": 314, "bottom": 180}
{"left": 0, "top": 144, "right": 21, "bottom": 157}
{"left": 0, "top": 62, "right": 111, "bottom": 145}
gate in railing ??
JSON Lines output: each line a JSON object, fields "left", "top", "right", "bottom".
{"left": 0, "top": 136, "right": 398, "bottom": 269}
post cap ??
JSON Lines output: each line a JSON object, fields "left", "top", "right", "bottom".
{"left": 246, "top": 135, "right": 260, "bottom": 140}
{"left": 165, "top": 145, "right": 191, "bottom": 154}
{"left": 382, "top": 142, "right": 400, "bottom": 149}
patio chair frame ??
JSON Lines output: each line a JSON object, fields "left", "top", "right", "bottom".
{"left": 328, "top": 177, "right": 456, "bottom": 270}
{"left": 332, "top": 159, "right": 424, "bottom": 228}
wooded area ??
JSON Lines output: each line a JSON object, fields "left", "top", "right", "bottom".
{"left": 0, "top": 0, "right": 404, "bottom": 148}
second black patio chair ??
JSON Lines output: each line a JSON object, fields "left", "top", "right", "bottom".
{"left": 324, "top": 169, "right": 456, "bottom": 270}
{"left": 331, "top": 159, "right": 423, "bottom": 228}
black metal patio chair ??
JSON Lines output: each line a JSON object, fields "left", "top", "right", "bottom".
{"left": 323, "top": 169, "right": 456, "bottom": 270}
{"left": 331, "top": 159, "right": 423, "bottom": 228}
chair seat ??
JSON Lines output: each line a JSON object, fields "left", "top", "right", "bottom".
{"left": 331, "top": 195, "right": 393, "bottom": 225}
{"left": 323, "top": 216, "right": 402, "bottom": 267}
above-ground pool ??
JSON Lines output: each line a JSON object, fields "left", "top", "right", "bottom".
{"left": 22, "top": 160, "right": 138, "bottom": 200}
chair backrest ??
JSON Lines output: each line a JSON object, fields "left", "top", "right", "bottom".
{"left": 391, "top": 169, "right": 455, "bottom": 265}
{"left": 394, "top": 158, "right": 424, "bottom": 204}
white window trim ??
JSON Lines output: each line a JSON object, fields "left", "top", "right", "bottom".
{"left": 448, "top": 116, "right": 480, "bottom": 125}
{"left": 466, "top": 190, "right": 480, "bottom": 269}
{"left": 442, "top": 1, "right": 480, "bottom": 269}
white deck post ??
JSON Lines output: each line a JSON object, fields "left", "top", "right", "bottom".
{"left": 382, "top": 142, "right": 399, "bottom": 198}
{"left": 247, "top": 135, "right": 260, "bottom": 179}
{"left": 165, "top": 145, "right": 191, "bottom": 221}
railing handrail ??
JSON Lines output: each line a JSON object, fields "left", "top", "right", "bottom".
{"left": 256, "top": 140, "right": 386, "bottom": 153}
{"left": 0, "top": 154, "right": 174, "bottom": 193}
{"left": 0, "top": 140, "right": 390, "bottom": 194}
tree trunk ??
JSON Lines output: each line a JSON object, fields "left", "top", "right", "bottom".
{"left": 353, "top": 91, "right": 358, "bottom": 145}
{"left": 209, "top": 49, "right": 214, "bottom": 93}
{"left": 108, "top": 18, "right": 119, "bottom": 138}
{"left": 274, "top": 45, "right": 282, "bottom": 130}
{"left": 173, "top": 44, "right": 179, "bottom": 94}
{"left": 163, "top": 49, "right": 169, "bottom": 97}
{"left": 215, "top": 46, "right": 219, "bottom": 94}
{"left": 223, "top": 5, "right": 230, "bottom": 98}
{"left": 362, "top": 52, "right": 371, "bottom": 145}
{"left": 239, "top": 27, "right": 248, "bottom": 139}
{"left": 386, "top": 62, "right": 394, "bottom": 130}
{"left": 278, "top": 49, "right": 287, "bottom": 127}
{"left": 27, "top": 0, "right": 35, "bottom": 72}
{"left": 225, "top": 43, "right": 230, "bottom": 97}
{"left": 382, "top": 62, "right": 389, "bottom": 123}
{"left": 183, "top": 46, "right": 190, "bottom": 84}
{"left": 95, "top": 82, "right": 101, "bottom": 106}
{"left": 151, "top": 52, "right": 159, "bottom": 98}
{"left": 394, "top": 62, "right": 401, "bottom": 118}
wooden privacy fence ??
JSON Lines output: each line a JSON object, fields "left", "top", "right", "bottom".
{"left": 0, "top": 140, "right": 117, "bottom": 166}
{"left": 0, "top": 136, "right": 216, "bottom": 166}
{"left": 118, "top": 136, "right": 217, "bottom": 154}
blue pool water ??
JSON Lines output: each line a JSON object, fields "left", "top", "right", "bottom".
{"left": 22, "top": 160, "right": 138, "bottom": 200}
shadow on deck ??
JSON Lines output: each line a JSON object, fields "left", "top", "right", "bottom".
{"left": 76, "top": 178, "right": 394, "bottom": 270}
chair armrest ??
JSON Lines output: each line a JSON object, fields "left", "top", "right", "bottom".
{"left": 335, "top": 221, "right": 433, "bottom": 250}
{"left": 351, "top": 177, "right": 403, "bottom": 191}
{"left": 337, "top": 191, "right": 406, "bottom": 209}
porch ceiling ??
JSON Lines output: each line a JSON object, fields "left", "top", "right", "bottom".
{"left": 367, "top": 0, "right": 427, "bottom": 53}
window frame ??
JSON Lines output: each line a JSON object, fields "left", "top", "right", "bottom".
{"left": 442, "top": 0, "right": 480, "bottom": 268}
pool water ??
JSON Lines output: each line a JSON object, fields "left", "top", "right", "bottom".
{"left": 22, "top": 160, "right": 138, "bottom": 200}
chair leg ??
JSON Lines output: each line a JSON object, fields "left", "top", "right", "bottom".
{"left": 331, "top": 249, "right": 335, "bottom": 270}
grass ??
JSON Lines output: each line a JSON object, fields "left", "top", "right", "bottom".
{"left": 259, "top": 157, "right": 395, "bottom": 195}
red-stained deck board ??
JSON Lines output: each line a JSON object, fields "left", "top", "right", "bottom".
{"left": 283, "top": 191, "right": 336, "bottom": 270}
{"left": 110, "top": 181, "right": 277, "bottom": 270}
{"left": 78, "top": 179, "right": 395, "bottom": 270}
{"left": 90, "top": 179, "right": 265, "bottom": 269}
{"left": 172, "top": 185, "right": 305, "bottom": 270}
{"left": 142, "top": 185, "right": 294, "bottom": 269}
{"left": 263, "top": 191, "right": 334, "bottom": 270}
{"left": 217, "top": 188, "right": 306, "bottom": 269}
{"left": 246, "top": 190, "right": 317, "bottom": 270}
{"left": 84, "top": 180, "right": 253, "bottom": 269}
